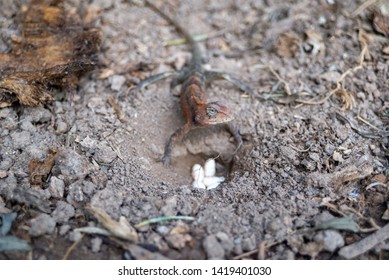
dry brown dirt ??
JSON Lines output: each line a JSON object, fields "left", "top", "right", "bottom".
{"left": 0, "top": 0, "right": 388, "bottom": 260}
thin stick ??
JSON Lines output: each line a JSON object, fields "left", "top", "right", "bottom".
{"left": 351, "top": 0, "right": 378, "bottom": 18}
{"left": 258, "top": 240, "right": 267, "bottom": 260}
{"left": 108, "top": 96, "right": 126, "bottom": 123}
{"left": 233, "top": 249, "right": 258, "bottom": 260}
{"left": 356, "top": 113, "right": 382, "bottom": 131}
{"left": 62, "top": 235, "right": 84, "bottom": 260}
{"left": 135, "top": 216, "right": 194, "bottom": 228}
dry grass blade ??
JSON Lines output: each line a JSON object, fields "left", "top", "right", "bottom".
{"left": 86, "top": 206, "right": 138, "bottom": 242}
{"left": 135, "top": 216, "right": 194, "bottom": 228}
{"left": 352, "top": 0, "right": 378, "bottom": 17}
{"left": 62, "top": 234, "right": 83, "bottom": 260}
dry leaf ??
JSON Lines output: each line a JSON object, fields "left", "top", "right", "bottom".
{"left": 370, "top": 7, "right": 389, "bottom": 37}
{"left": 85, "top": 206, "right": 138, "bottom": 243}
{"left": 28, "top": 148, "right": 57, "bottom": 186}
{"left": 276, "top": 32, "right": 300, "bottom": 58}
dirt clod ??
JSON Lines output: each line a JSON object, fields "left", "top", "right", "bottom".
{"left": 203, "top": 235, "right": 225, "bottom": 259}
{"left": 29, "top": 214, "right": 56, "bottom": 237}
{"left": 314, "top": 230, "right": 345, "bottom": 253}
{"left": 51, "top": 201, "right": 75, "bottom": 224}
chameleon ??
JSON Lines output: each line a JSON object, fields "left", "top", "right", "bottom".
{"left": 137, "top": 0, "right": 253, "bottom": 166}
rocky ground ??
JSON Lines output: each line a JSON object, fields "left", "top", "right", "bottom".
{"left": 0, "top": 0, "right": 388, "bottom": 260}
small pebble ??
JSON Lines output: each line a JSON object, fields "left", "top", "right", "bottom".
{"left": 56, "top": 121, "right": 68, "bottom": 134}
{"left": 51, "top": 201, "right": 75, "bottom": 223}
{"left": 157, "top": 226, "right": 170, "bottom": 236}
{"left": 314, "top": 230, "right": 344, "bottom": 253}
{"left": 68, "top": 230, "right": 83, "bottom": 242}
{"left": 59, "top": 224, "right": 71, "bottom": 236}
{"left": 332, "top": 151, "right": 343, "bottom": 162}
{"left": 48, "top": 176, "right": 65, "bottom": 198}
{"left": 66, "top": 181, "right": 84, "bottom": 204}
{"left": 203, "top": 235, "right": 225, "bottom": 259}
{"left": 216, "top": 232, "right": 234, "bottom": 254}
{"left": 242, "top": 235, "right": 257, "bottom": 251}
{"left": 0, "top": 170, "right": 7, "bottom": 179}
{"left": 10, "top": 131, "right": 31, "bottom": 149}
{"left": 94, "top": 141, "right": 117, "bottom": 164}
{"left": 110, "top": 75, "right": 126, "bottom": 91}
{"left": 91, "top": 237, "right": 103, "bottom": 253}
{"left": 161, "top": 196, "right": 177, "bottom": 216}
{"left": 29, "top": 214, "right": 56, "bottom": 237}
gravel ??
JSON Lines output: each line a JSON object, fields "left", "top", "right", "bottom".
{"left": 48, "top": 176, "right": 65, "bottom": 198}
{"left": 51, "top": 201, "right": 75, "bottom": 223}
{"left": 203, "top": 235, "right": 225, "bottom": 259}
{"left": 29, "top": 214, "right": 56, "bottom": 237}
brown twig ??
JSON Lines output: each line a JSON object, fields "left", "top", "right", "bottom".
{"left": 62, "top": 234, "right": 84, "bottom": 260}
{"left": 257, "top": 240, "right": 267, "bottom": 260}
{"left": 108, "top": 96, "right": 126, "bottom": 123}
{"left": 356, "top": 112, "right": 382, "bottom": 131}
{"left": 351, "top": 0, "right": 378, "bottom": 18}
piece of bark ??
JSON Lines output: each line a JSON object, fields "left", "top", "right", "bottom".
{"left": 338, "top": 223, "right": 389, "bottom": 259}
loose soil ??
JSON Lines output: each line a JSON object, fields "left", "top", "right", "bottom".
{"left": 0, "top": 0, "right": 388, "bottom": 260}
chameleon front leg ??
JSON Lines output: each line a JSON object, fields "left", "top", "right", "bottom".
{"left": 205, "top": 71, "right": 253, "bottom": 94}
{"left": 135, "top": 71, "right": 179, "bottom": 91}
{"left": 162, "top": 122, "right": 192, "bottom": 166}
{"left": 226, "top": 121, "right": 243, "bottom": 150}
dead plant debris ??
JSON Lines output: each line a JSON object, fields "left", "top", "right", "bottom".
{"left": 297, "top": 24, "right": 370, "bottom": 111}
{"left": 275, "top": 32, "right": 300, "bottom": 58}
{"left": 370, "top": 6, "right": 389, "bottom": 37}
{"left": 85, "top": 205, "right": 138, "bottom": 243}
{"left": 28, "top": 148, "right": 57, "bottom": 186}
{"left": 0, "top": 0, "right": 101, "bottom": 108}
{"left": 338, "top": 222, "right": 389, "bottom": 259}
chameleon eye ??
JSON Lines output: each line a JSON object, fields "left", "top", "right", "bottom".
{"left": 206, "top": 107, "right": 218, "bottom": 117}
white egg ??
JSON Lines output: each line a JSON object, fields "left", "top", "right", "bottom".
{"left": 204, "top": 158, "right": 216, "bottom": 177}
{"left": 192, "top": 164, "right": 204, "bottom": 181}
{"left": 192, "top": 180, "right": 206, "bottom": 189}
{"left": 203, "top": 176, "right": 225, "bottom": 189}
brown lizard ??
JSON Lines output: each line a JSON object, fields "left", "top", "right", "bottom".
{"left": 137, "top": 1, "right": 253, "bottom": 166}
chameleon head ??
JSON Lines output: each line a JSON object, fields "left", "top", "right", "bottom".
{"left": 196, "top": 101, "right": 234, "bottom": 126}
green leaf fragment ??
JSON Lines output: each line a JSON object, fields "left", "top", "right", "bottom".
{"left": 0, "top": 236, "right": 31, "bottom": 252}
{"left": 135, "top": 216, "right": 194, "bottom": 228}
{"left": 314, "top": 215, "right": 360, "bottom": 233}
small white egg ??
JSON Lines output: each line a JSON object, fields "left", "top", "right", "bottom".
{"left": 203, "top": 176, "right": 225, "bottom": 189}
{"left": 204, "top": 158, "right": 216, "bottom": 177}
{"left": 192, "top": 180, "right": 206, "bottom": 189}
{"left": 192, "top": 164, "right": 204, "bottom": 181}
